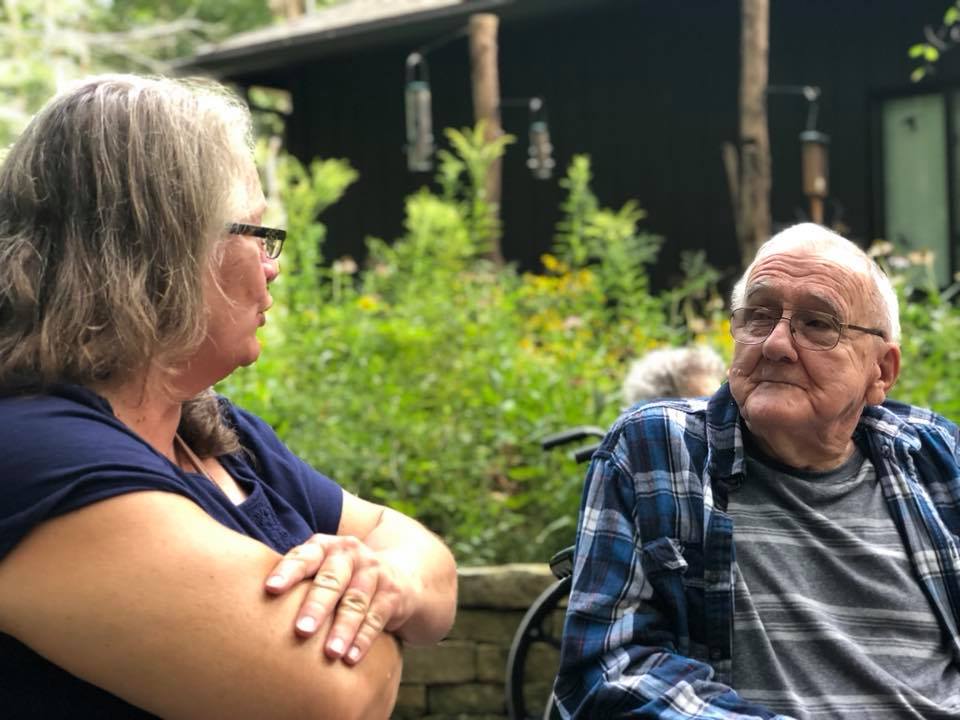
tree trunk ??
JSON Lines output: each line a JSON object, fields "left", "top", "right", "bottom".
{"left": 737, "top": 0, "right": 771, "bottom": 266}
{"left": 468, "top": 13, "right": 504, "bottom": 265}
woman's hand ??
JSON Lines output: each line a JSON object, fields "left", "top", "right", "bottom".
{"left": 265, "top": 534, "right": 415, "bottom": 665}
{"left": 267, "top": 494, "right": 457, "bottom": 665}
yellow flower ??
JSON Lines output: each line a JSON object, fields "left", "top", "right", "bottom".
{"left": 540, "top": 253, "right": 570, "bottom": 275}
{"left": 357, "top": 294, "right": 380, "bottom": 311}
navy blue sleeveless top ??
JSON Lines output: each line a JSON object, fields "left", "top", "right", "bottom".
{"left": 0, "top": 385, "right": 344, "bottom": 717}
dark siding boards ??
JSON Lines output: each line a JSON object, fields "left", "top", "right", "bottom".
{"left": 232, "top": 0, "right": 960, "bottom": 286}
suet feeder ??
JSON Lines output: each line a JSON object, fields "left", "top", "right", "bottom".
{"left": 767, "top": 84, "right": 831, "bottom": 224}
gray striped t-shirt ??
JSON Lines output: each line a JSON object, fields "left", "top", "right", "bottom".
{"left": 728, "top": 443, "right": 960, "bottom": 718}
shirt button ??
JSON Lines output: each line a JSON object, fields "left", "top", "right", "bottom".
{"left": 881, "top": 444, "right": 892, "bottom": 457}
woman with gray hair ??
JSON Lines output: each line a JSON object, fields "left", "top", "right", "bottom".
{"left": 0, "top": 75, "right": 456, "bottom": 719}
{"left": 622, "top": 345, "right": 726, "bottom": 407}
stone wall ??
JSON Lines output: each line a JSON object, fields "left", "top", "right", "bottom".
{"left": 393, "top": 563, "right": 566, "bottom": 720}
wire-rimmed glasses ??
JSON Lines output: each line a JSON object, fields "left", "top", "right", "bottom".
{"left": 730, "top": 306, "right": 885, "bottom": 351}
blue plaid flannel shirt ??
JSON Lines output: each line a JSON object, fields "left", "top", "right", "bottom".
{"left": 554, "top": 383, "right": 960, "bottom": 719}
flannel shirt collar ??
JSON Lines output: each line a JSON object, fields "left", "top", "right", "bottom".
{"left": 703, "top": 382, "right": 924, "bottom": 482}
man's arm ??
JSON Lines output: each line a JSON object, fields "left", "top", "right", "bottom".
{"left": 0, "top": 491, "right": 402, "bottom": 720}
{"left": 555, "top": 444, "right": 786, "bottom": 720}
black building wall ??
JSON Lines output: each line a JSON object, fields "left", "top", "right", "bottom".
{"left": 230, "top": 0, "right": 959, "bottom": 288}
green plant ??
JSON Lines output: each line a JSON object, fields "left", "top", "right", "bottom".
{"left": 434, "top": 123, "right": 515, "bottom": 255}
{"left": 908, "top": 2, "right": 960, "bottom": 82}
{"left": 221, "top": 129, "right": 730, "bottom": 565}
{"left": 870, "top": 242, "right": 960, "bottom": 419}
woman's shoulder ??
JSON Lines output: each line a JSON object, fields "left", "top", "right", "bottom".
{"left": 0, "top": 385, "right": 190, "bottom": 559}
{"left": 0, "top": 383, "right": 110, "bottom": 416}
{"left": 0, "top": 384, "right": 164, "bottom": 463}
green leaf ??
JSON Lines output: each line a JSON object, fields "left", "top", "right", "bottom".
{"left": 925, "top": 46, "right": 941, "bottom": 62}
{"left": 945, "top": 6, "right": 960, "bottom": 25}
{"left": 911, "top": 67, "right": 928, "bottom": 83}
{"left": 909, "top": 43, "right": 928, "bottom": 58}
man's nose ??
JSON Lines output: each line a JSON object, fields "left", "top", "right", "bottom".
{"left": 768, "top": 315, "right": 793, "bottom": 336}
{"left": 762, "top": 315, "right": 799, "bottom": 360}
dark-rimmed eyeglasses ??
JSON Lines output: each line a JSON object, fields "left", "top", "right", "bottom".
{"left": 730, "top": 306, "right": 886, "bottom": 351}
{"left": 226, "top": 223, "right": 286, "bottom": 259}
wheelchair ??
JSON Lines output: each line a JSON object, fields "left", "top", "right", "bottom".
{"left": 504, "top": 426, "right": 604, "bottom": 720}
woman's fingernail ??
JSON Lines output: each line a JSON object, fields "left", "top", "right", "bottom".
{"left": 347, "top": 646, "right": 361, "bottom": 663}
{"left": 297, "top": 616, "right": 317, "bottom": 634}
{"left": 328, "top": 637, "right": 344, "bottom": 655}
{"left": 266, "top": 575, "right": 285, "bottom": 589}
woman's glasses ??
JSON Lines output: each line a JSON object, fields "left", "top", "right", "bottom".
{"left": 226, "top": 223, "right": 286, "bottom": 259}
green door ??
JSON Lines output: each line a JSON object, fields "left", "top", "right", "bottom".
{"left": 882, "top": 93, "right": 950, "bottom": 288}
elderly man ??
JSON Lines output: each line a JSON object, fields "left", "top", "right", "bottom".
{"left": 555, "top": 223, "right": 960, "bottom": 719}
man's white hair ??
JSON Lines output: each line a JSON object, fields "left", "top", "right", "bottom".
{"left": 730, "top": 223, "right": 901, "bottom": 344}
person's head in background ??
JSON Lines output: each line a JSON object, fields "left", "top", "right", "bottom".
{"left": 622, "top": 345, "right": 726, "bottom": 407}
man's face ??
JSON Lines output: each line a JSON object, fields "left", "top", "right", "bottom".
{"left": 728, "top": 249, "right": 897, "bottom": 447}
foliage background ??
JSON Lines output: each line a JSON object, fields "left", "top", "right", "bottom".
{"left": 0, "top": 0, "right": 337, "bottom": 147}
{"left": 6, "top": 0, "right": 960, "bottom": 565}
{"left": 218, "top": 129, "right": 725, "bottom": 565}
{"left": 223, "top": 127, "right": 960, "bottom": 565}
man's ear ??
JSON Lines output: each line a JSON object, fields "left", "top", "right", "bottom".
{"left": 866, "top": 342, "right": 901, "bottom": 405}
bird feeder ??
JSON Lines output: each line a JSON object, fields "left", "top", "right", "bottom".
{"left": 404, "top": 53, "right": 434, "bottom": 172}
{"left": 526, "top": 98, "right": 555, "bottom": 180}
{"left": 800, "top": 130, "right": 830, "bottom": 224}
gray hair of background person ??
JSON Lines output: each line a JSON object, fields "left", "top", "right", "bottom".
{"left": 0, "top": 74, "right": 254, "bottom": 455}
{"left": 622, "top": 345, "right": 726, "bottom": 407}
{"left": 729, "top": 223, "right": 901, "bottom": 344}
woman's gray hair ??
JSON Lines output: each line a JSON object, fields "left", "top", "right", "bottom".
{"left": 622, "top": 345, "right": 726, "bottom": 406}
{"left": 0, "top": 74, "right": 255, "bottom": 455}
{"left": 730, "top": 223, "right": 901, "bottom": 344}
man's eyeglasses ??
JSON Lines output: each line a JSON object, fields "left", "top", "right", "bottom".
{"left": 730, "top": 306, "right": 886, "bottom": 351}
{"left": 226, "top": 223, "right": 286, "bottom": 259}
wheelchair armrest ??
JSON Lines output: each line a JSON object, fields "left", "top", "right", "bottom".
{"left": 540, "top": 426, "right": 606, "bottom": 451}
{"left": 571, "top": 443, "right": 601, "bottom": 464}
{"left": 548, "top": 545, "right": 575, "bottom": 580}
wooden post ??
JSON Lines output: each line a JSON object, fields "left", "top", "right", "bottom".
{"left": 468, "top": 13, "right": 504, "bottom": 265}
{"left": 737, "top": 0, "right": 771, "bottom": 266}
{"left": 270, "top": 0, "right": 305, "bottom": 20}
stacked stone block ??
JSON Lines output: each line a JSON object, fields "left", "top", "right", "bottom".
{"left": 393, "top": 563, "right": 564, "bottom": 720}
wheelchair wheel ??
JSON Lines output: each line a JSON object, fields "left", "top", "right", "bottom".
{"left": 504, "top": 575, "right": 571, "bottom": 720}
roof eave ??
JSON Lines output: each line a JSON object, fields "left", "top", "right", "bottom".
{"left": 177, "top": 0, "right": 512, "bottom": 80}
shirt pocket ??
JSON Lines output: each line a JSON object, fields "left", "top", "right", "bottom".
{"left": 640, "top": 537, "right": 688, "bottom": 575}
{"left": 639, "top": 536, "right": 698, "bottom": 655}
